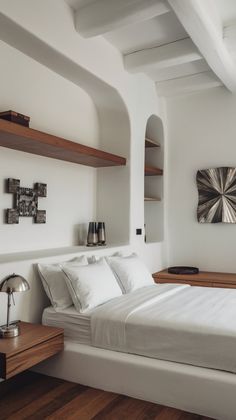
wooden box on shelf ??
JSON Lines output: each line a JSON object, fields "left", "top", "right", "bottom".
{"left": 0, "top": 322, "right": 64, "bottom": 379}
{"left": 0, "top": 110, "right": 30, "bottom": 127}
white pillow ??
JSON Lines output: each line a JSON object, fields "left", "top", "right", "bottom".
{"left": 87, "top": 255, "right": 101, "bottom": 264}
{"left": 106, "top": 254, "right": 154, "bottom": 293}
{"left": 113, "top": 251, "right": 136, "bottom": 258}
{"left": 37, "top": 256, "right": 88, "bottom": 310}
{"left": 62, "top": 259, "right": 122, "bottom": 313}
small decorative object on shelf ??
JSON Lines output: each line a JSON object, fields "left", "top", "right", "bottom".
{"left": 87, "top": 222, "right": 98, "bottom": 246}
{"left": 168, "top": 266, "right": 199, "bottom": 275}
{"left": 6, "top": 178, "right": 47, "bottom": 224}
{"left": 97, "top": 222, "right": 106, "bottom": 246}
{"left": 0, "top": 110, "right": 30, "bottom": 127}
{"left": 0, "top": 274, "right": 30, "bottom": 338}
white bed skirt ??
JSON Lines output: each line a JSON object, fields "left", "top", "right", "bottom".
{"left": 34, "top": 341, "right": 236, "bottom": 420}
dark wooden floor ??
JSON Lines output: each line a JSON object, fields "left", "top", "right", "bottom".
{"left": 0, "top": 371, "right": 214, "bottom": 419}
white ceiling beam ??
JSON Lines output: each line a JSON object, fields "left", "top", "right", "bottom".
{"left": 75, "top": 0, "right": 170, "bottom": 38}
{"left": 147, "top": 59, "right": 209, "bottom": 82}
{"left": 124, "top": 38, "right": 201, "bottom": 73}
{"left": 167, "top": 0, "right": 236, "bottom": 92}
{"left": 156, "top": 71, "right": 222, "bottom": 97}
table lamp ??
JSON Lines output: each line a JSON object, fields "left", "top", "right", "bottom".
{"left": 0, "top": 274, "right": 30, "bottom": 338}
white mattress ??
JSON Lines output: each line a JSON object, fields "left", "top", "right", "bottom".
{"left": 42, "top": 306, "right": 91, "bottom": 345}
{"left": 91, "top": 283, "right": 236, "bottom": 374}
{"left": 42, "top": 283, "right": 236, "bottom": 374}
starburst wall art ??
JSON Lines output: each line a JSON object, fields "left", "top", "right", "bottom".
{"left": 196, "top": 167, "right": 236, "bottom": 223}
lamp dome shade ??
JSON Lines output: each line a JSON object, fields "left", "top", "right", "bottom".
{"left": 0, "top": 274, "right": 30, "bottom": 293}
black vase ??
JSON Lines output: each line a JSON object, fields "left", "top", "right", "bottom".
{"left": 87, "top": 222, "right": 98, "bottom": 246}
{"left": 97, "top": 222, "right": 106, "bottom": 246}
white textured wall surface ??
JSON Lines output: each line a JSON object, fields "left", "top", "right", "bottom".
{"left": 166, "top": 86, "right": 236, "bottom": 272}
{"left": 0, "top": 41, "right": 99, "bottom": 254}
{"left": 0, "top": 0, "right": 165, "bottom": 247}
{"left": 0, "top": 0, "right": 166, "bottom": 323}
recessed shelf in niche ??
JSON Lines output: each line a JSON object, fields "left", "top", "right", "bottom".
{"left": 145, "top": 166, "right": 163, "bottom": 176}
{"left": 145, "top": 137, "right": 160, "bottom": 148}
{"left": 144, "top": 197, "right": 161, "bottom": 202}
{"left": 144, "top": 115, "right": 164, "bottom": 243}
{"left": 0, "top": 119, "right": 126, "bottom": 168}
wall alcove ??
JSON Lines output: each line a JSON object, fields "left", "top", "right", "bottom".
{"left": 144, "top": 114, "right": 164, "bottom": 243}
{"left": 0, "top": 32, "right": 131, "bottom": 254}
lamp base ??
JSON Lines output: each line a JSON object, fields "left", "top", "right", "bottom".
{"left": 0, "top": 323, "right": 20, "bottom": 338}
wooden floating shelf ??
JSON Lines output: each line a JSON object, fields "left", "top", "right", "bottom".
{"left": 0, "top": 119, "right": 126, "bottom": 168}
{"left": 144, "top": 197, "right": 161, "bottom": 202}
{"left": 145, "top": 137, "right": 160, "bottom": 148}
{"left": 145, "top": 166, "right": 163, "bottom": 176}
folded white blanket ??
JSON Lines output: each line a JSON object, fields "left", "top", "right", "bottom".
{"left": 91, "top": 283, "right": 236, "bottom": 373}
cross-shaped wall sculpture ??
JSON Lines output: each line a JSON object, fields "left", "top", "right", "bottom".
{"left": 6, "top": 178, "right": 47, "bottom": 224}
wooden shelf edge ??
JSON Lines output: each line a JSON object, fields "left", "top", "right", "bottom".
{"left": 144, "top": 197, "right": 161, "bottom": 202}
{"left": 145, "top": 165, "right": 163, "bottom": 176}
{"left": 145, "top": 137, "right": 160, "bottom": 148}
{"left": 0, "top": 119, "right": 126, "bottom": 168}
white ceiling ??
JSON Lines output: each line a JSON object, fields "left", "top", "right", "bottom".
{"left": 216, "top": 0, "right": 236, "bottom": 25}
{"left": 65, "top": 0, "right": 236, "bottom": 96}
{"left": 65, "top": 0, "right": 93, "bottom": 10}
{"left": 147, "top": 59, "right": 210, "bottom": 83}
{"left": 104, "top": 12, "right": 187, "bottom": 55}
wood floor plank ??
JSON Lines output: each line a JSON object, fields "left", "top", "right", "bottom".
{"left": 0, "top": 371, "right": 41, "bottom": 399}
{"left": 46, "top": 387, "right": 106, "bottom": 419}
{"left": 10, "top": 381, "right": 83, "bottom": 420}
{"left": 31, "top": 383, "right": 87, "bottom": 420}
{"left": 155, "top": 406, "right": 184, "bottom": 420}
{"left": 0, "top": 373, "right": 64, "bottom": 419}
{"left": 135, "top": 402, "right": 163, "bottom": 419}
{"left": 0, "top": 371, "right": 214, "bottom": 420}
{"left": 91, "top": 394, "right": 127, "bottom": 419}
{"left": 178, "top": 411, "right": 203, "bottom": 420}
{"left": 93, "top": 394, "right": 161, "bottom": 420}
{"left": 66, "top": 389, "right": 118, "bottom": 420}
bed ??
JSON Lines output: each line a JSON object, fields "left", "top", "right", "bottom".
{"left": 38, "top": 283, "right": 236, "bottom": 420}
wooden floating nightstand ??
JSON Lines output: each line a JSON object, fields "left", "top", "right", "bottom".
{"left": 0, "top": 322, "right": 64, "bottom": 379}
{"left": 153, "top": 269, "right": 236, "bottom": 289}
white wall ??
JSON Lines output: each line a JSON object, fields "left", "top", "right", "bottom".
{"left": 0, "top": 0, "right": 167, "bottom": 266}
{"left": 0, "top": 0, "right": 167, "bottom": 325}
{"left": 0, "top": 41, "right": 99, "bottom": 254}
{"left": 166, "top": 86, "right": 236, "bottom": 272}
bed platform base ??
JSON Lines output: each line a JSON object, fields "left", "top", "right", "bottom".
{"left": 34, "top": 341, "right": 236, "bottom": 420}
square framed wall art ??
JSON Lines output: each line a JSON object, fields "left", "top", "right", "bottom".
{"left": 196, "top": 167, "right": 236, "bottom": 223}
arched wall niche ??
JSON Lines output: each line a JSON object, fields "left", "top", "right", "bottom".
{"left": 144, "top": 114, "right": 164, "bottom": 243}
{"left": 95, "top": 91, "right": 130, "bottom": 245}
{"left": 0, "top": 14, "right": 131, "bottom": 246}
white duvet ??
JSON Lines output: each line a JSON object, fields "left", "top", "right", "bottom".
{"left": 91, "top": 284, "right": 236, "bottom": 373}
